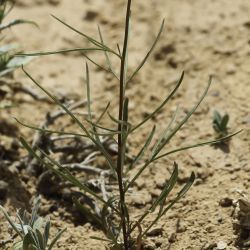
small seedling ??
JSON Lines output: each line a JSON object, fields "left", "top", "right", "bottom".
{"left": 213, "top": 110, "right": 229, "bottom": 138}
{"left": 0, "top": 196, "right": 66, "bottom": 250}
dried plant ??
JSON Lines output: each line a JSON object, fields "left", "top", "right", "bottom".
{"left": 16, "top": 0, "right": 240, "bottom": 249}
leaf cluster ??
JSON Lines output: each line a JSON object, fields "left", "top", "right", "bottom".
{"left": 0, "top": 196, "right": 66, "bottom": 250}
{"left": 213, "top": 110, "right": 229, "bottom": 138}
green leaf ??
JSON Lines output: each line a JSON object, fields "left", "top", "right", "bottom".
{"left": 151, "top": 106, "right": 179, "bottom": 158}
{"left": 15, "top": 117, "right": 87, "bottom": 138}
{"left": 0, "top": 19, "right": 38, "bottom": 31}
{"left": 48, "top": 227, "right": 66, "bottom": 250}
{"left": 90, "top": 236, "right": 113, "bottom": 243}
{"left": 35, "top": 229, "right": 45, "bottom": 250}
{"left": 30, "top": 196, "right": 41, "bottom": 227}
{"left": 96, "top": 102, "right": 110, "bottom": 124}
{"left": 131, "top": 71, "right": 184, "bottom": 132}
{"left": 16, "top": 47, "right": 111, "bottom": 57}
{"left": 150, "top": 162, "right": 178, "bottom": 211}
{"left": 153, "top": 130, "right": 242, "bottom": 161}
{"left": 22, "top": 67, "right": 116, "bottom": 173}
{"left": 6, "top": 55, "right": 33, "bottom": 68}
{"left": 23, "top": 231, "right": 38, "bottom": 250}
{"left": 126, "top": 19, "right": 165, "bottom": 84}
{"left": 33, "top": 218, "right": 44, "bottom": 232}
{"left": 221, "top": 113, "right": 229, "bottom": 131}
{"left": 20, "top": 137, "right": 118, "bottom": 212}
{"left": 0, "top": 44, "right": 18, "bottom": 53}
{"left": 43, "top": 219, "right": 51, "bottom": 247}
{"left": 13, "top": 241, "right": 23, "bottom": 250}
{"left": 98, "top": 25, "right": 119, "bottom": 79}
{"left": 142, "top": 171, "right": 195, "bottom": 237}
{"left": 128, "top": 125, "right": 156, "bottom": 170}
{"left": 0, "top": 205, "right": 24, "bottom": 239}
{"left": 151, "top": 76, "right": 213, "bottom": 159}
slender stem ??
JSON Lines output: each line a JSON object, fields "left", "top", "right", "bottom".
{"left": 117, "top": 0, "right": 131, "bottom": 249}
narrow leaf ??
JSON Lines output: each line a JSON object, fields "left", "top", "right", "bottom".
{"left": 48, "top": 227, "right": 66, "bottom": 250}
{"left": 0, "top": 206, "right": 24, "bottom": 239}
{"left": 153, "top": 130, "right": 242, "bottom": 161}
{"left": 128, "top": 125, "right": 156, "bottom": 170}
{"left": 131, "top": 71, "right": 184, "bottom": 132}
{"left": 127, "top": 19, "right": 165, "bottom": 84}
{"left": 151, "top": 162, "right": 178, "bottom": 211}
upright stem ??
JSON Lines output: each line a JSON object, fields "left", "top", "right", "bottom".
{"left": 117, "top": 0, "right": 131, "bottom": 249}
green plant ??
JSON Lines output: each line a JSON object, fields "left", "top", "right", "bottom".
{"left": 0, "top": 0, "right": 37, "bottom": 109}
{"left": 0, "top": 196, "right": 66, "bottom": 250}
{"left": 0, "top": 0, "right": 36, "bottom": 76}
{"left": 213, "top": 110, "right": 229, "bottom": 138}
{"left": 16, "top": 0, "right": 240, "bottom": 249}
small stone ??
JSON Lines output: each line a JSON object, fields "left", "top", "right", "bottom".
{"left": 203, "top": 243, "right": 217, "bottom": 250}
{"left": 226, "top": 64, "right": 236, "bottom": 75}
{"left": 219, "top": 197, "right": 233, "bottom": 207}
{"left": 205, "top": 224, "right": 214, "bottom": 233}
{"left": 217, "top": 240, "right": 227, "bottom": 249}
{"left": 168, "top": 232, "right": 176, "bottom": 243}
{"left": 146, "top": 228, "right": 163, "bottom": 237}
{"left": 84, "top": 10, "right": 98, "bottom": 21}
{"left": 0, "top": 180, "right": 8, "bottom": 199}
{"left": 177, "top": 221, "right": 187, "bottom": 233}
{"left": 217, "top": 217, "right": 223, "bottom": 223}
{"left": 48, "top": 0, "right": 60, "bottom": 5}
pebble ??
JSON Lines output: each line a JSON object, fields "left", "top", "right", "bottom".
{"left": 48, "top": 0, "right": 60, "bottom": 5}
{"left": 168, "top": 232, "right": 176, "bottom": 243}
{"left": 146, "top": 228, "right": 163, "bottom": 237}
{"left": 0, "top": 180, "right": 8, "bottom": 200}
{"left": 219, "top": 197, "right": 233, "bottom": 207}
{"left": 177, "top": 221, "right": 187, "bottom": 233}
{"left": 217, "top": 240, "right": 227, "bottom": 249}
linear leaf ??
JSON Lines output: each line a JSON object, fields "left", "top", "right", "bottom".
{"left": 16, "top": 47, "right": 110, "bottom": 57}
{"left": 0, "top": 206, "right": 24, "bottom": 239}
{"left": 48, "top": 227, "right": 66, "bottom": 250}
{"left": 51, "top": 15, "right": 120, "bottom": 58}
{"left": 151, "top": 162, "right": 178, "bottom": 211}
{"left": 98, "top": 25, "right": 119, "bottom": 79}
{"left": 142, "top": 171, "right": 195, "bottom": 237}
{"left": 22, "top": 67, "right": 116, "bottom": 173}
{"left": 131, "top": 71, "right": 184, "bottom": 132}
{"left": 154, "top": 130, "right": 242, "bottom": 161}
{"left": 43, "top": 219, "right": 51, "bottom": 247}
{"left": 15, "top": 118, "right": 87, "bottom": 138}
{"left": 20, "top": 137, "right": 117, "bottom": 212}
{"left": 128, "top": 125, "right": 156, "bottom": 170}
{"left": 151, "top": 106, "right": 179, "bottom": 158}
{"left": 126, "top": 19, "right": 165, "bottom": 84}
{"left": 152, "top": 76, "right": 213, "bottom": 158}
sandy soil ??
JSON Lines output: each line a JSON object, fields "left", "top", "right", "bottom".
{"left": 0, "top": 0, "right": 250, "bottom": 249}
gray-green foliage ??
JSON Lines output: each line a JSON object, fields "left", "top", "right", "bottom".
{"left": 0, "top": 0, "right": 36, "bottom": 77}
{"left": 0, "top": 196, "right": 66, "bottom": 250}
{"left": 213, "top": 110, "right": 229, "bottom": 138}
{"left": 16, "top": 0, "right": 240, "bottom": 249}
